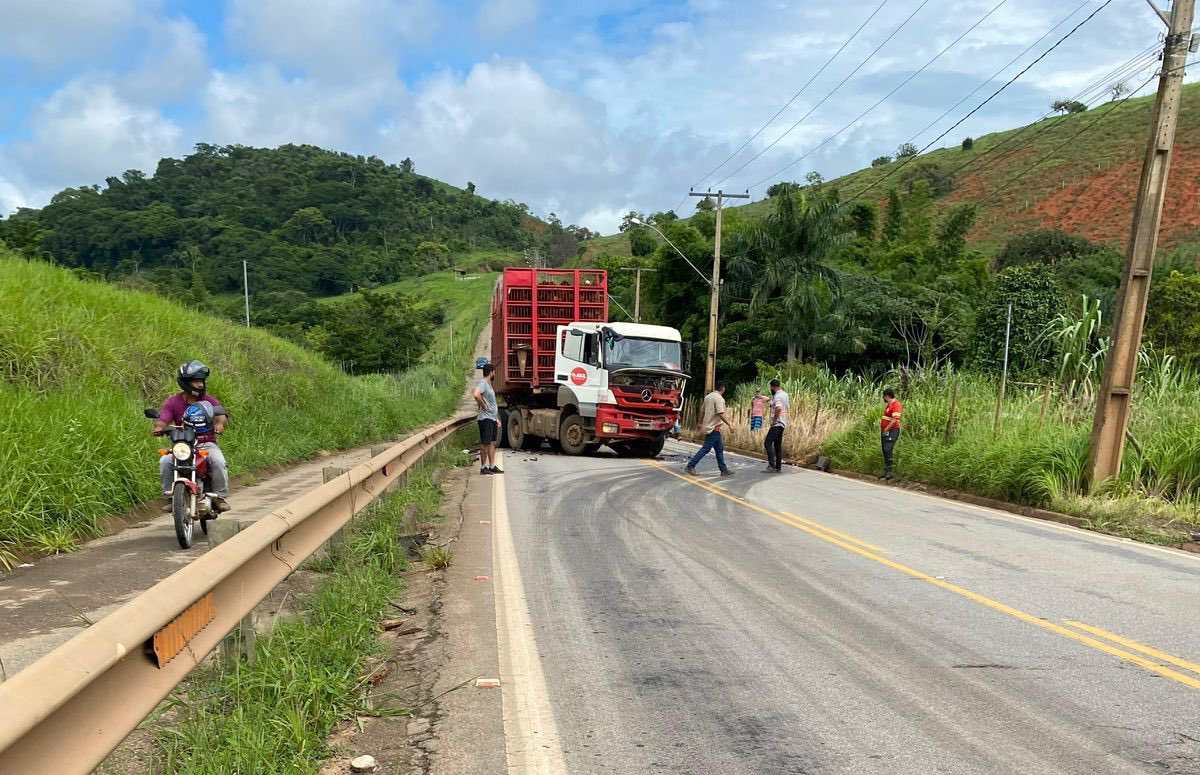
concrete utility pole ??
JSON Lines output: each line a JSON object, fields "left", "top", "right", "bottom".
{"left": 1087, "top": 0, "right": 1195, "bottom": 490}
{"left": 620, "top": 266, "right": 657, "bottom": 323}
{"left": 690, "top": 189, "right": 749, "bottom": 393}
{"left": 242, "top": 260, "right": 250, "bottom": 327}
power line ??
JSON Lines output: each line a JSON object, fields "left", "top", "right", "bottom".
{"left": 739, "top": 0, "right": 1015, "bottom": 191}
{"left": 692, "top": 0, "right": 891, "bottom": 189}
{"left": 847, "top": 0, "right": 1117, "bottom": 201}
{"left": 903, "top": 0, "right": 1093, "bottom": 149}
{"left": 709, "top": 0, "right": 934, "bottom": 189}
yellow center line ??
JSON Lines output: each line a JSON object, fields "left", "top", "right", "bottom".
{"left": 781, "top": 510, "right": 885, "bottom": 552}
{"left": 643, "top": 460, "right": 1200, "bottom": 692}
{"left": 1064, "top": 620, "right": 1200, "bottom": 677}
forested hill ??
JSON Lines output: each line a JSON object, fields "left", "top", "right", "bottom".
{"left": 0, "top": 143, "right": 587, "bottom": 303}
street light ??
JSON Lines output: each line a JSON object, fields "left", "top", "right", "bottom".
{"left": 630, "top": 217, "right": 719, "bottom": 392}
{"left": 629, "top": 218, "right": 711, "bottom": 287}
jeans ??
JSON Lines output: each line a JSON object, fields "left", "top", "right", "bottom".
{"left": 161, "top": 442, "right": 228, "bottom": 497}
{"left": 688, "top": 431, "right": 727, "bottom": 472}
{"left": 764, "top": 426, "right": 784, "bottom": 470}
{"left": 881, "top": 429, "right": 900, "bottom": 475}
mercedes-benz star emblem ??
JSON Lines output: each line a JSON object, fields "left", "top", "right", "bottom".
{"left": 640, "top": 389, "right": 653, "bottom": 402}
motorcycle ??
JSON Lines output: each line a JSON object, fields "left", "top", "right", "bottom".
{"left": 145, "top": 407, "right": 218, "bottom": 549}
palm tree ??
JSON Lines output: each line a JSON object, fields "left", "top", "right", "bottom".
{"left": 730, "top": 189, "right": 857, "bottom": 362}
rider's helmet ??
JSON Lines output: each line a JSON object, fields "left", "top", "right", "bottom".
{"left": 183, "top": 402, "right": 214, "bottom": 433}
{"left": 177, "top": 360, "right": 210, "bottom": 398}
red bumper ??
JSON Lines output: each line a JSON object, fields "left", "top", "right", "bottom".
{"left": 594, "top": 404, "right": 677, "bottom": 440}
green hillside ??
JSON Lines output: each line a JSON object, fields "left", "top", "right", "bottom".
{"left": 724, "top": 83, "right": 1200, "bottom": 254}
{"left": 0, "top": 253, "right": 491, "bottom": 567}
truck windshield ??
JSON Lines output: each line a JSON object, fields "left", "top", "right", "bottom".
{"left": 604, "top": 337, "right": 683, "bottom": 371}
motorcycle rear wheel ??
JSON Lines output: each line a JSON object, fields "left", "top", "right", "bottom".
{"left": 172, "top": 482, "right": 195, "bottom": 549}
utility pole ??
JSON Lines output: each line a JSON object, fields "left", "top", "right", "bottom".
{"left": 620, "top": 266, "right": 657, "bottom": 322}
{"left": 1087, "top": 0, "right": 1195, "bottom": 490}
{"left": 690, "top": 189, "right": 749, "bottom": 393}
{"left": 242, "top": 260, "right": 250, "bottom": 327}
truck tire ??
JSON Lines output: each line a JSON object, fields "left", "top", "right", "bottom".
{"left": 508, "top": 410, "right": 541, "bottom": 451}
{"left": 559, "top": 414, "right": 589, "bottom": 456}
{"left": 647, "top": 432, "right": 667, "bottom": 457}
{"left": 497, "top": 408, "right": 510, "bottom": 449}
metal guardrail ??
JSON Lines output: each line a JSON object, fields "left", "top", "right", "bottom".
{"left": 0, "top": 414, "right": 471, "bottom": 774}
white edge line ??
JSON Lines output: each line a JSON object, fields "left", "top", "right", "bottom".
{"left": 490, "top": 451, "right": 568, "bottom": 773}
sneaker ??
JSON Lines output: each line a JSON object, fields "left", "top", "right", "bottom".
{"left": 212, "top": 496, "right": 231, "bottom": 513}
{"left": 686, "top": 466, "right": 698, "bottom": 476}
{"left": 720, "top": 469, "right": 734, "bottom": 477}
{"left": 490, "top": 466, "right": 504, "bottom": 475}
{"left": 883, "top": 472, "right": 894, "bottom": 481}
{"left": 762, "top": 466, "right": 775, "bottom": 473}
{"left": 481, "top": 467, "right": 492, "bottom": 475}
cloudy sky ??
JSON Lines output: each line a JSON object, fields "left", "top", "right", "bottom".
{"left": 0, "top": 0, "right": 1175, "bottom": 231}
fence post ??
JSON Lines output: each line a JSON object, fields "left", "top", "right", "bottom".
{"left": 993, "top": 302, "right": 1013, "bottom": 436}
{"left": 209, "top": 519, "right": 256, "bottom": 667}
{"left": 322, "top": 466, "right": 349, "bottom": 554}
{"left": 1038, "top": 382, "right": 1052, "bottom": 429}
{"left": 945, "top": 379, "right": 960, "bottom": 444}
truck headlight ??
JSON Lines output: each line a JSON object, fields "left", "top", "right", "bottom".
{"left": 601, "top": 423, "right": 619, "bottom": 434}
{"left": 171, "top": 442, "right": 192, "bottom": 461}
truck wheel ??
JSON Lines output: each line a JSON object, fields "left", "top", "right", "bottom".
{"left": 559, "top": 414, "right": 589, "bottom": 455}
{"left": 647, "top": 432, "right": 667, "bottom": 457}
{"left": 508, "top": 410, "right": 541, "bottom": 451}
{"left": 498, "top": 408, "right": 511, "bottom": 449}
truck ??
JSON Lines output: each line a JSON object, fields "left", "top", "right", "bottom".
{"left": 490, "top": 267, "right": 688, "bottom": 457}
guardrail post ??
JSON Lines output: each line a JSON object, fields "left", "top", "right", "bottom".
{"left": 208, "top": 519, "right": 256, "bottom": 667}
{"left": 322, "top": 466, "right": 349, "bottom": 555}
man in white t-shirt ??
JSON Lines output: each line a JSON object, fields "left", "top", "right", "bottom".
{"left": 764, "top": 378, "right": 789, "bottom": 473}
{"left": 686, "top": 381, "right": 733, "bottom": 477}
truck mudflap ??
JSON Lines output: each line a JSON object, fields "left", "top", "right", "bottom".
{"left": 593, "top": 404, "right": 675, "bottom": 440}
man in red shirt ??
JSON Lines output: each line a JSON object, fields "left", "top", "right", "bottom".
{"left": 153, "top": 360, "right": 230, "bottom": 510}
{"left": 880, "top": 388, "right": 902, "bottom": 481}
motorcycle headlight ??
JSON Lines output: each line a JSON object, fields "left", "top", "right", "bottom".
{"left": 171, "top": 442, "right": 192, "bottom": 461}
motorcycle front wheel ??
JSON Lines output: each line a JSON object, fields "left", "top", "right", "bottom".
{"left": 172, "top": 482, "right": 194, "bottom": 549}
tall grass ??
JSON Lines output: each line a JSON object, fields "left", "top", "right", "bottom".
{"left": 725, "top": 360, "right": 1200, "bottom": 537}
{"left": 0, "top": 253, "right": 492, "bottom": 564}
{"left": 154, "top": 441, "right": 469, "bottom": 774}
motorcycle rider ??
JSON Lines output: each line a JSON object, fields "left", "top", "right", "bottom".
{"left": 152, "top": 360, "right": 230, "bottom": 512}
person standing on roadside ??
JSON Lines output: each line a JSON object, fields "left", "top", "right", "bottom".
{"left": 749, "top": 387, "right": 767, "bottom": 432}
{"left": 686, "top": 381, "right": 733, "bottom": 477}
{"left": 474, "top": 364, "right": 503, "bottom": 475}
{"left": 881, "top": 388, "right": 903, "bottom": 480}
{"left": 763, "top": 378, "right": 789, "bottom": 473}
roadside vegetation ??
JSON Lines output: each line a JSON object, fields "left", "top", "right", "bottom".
{"left": 152, "top": 441, "right": 468, "bottom": 774}
{"left": 0, "top": 253, "right": 491, "bottom": 567}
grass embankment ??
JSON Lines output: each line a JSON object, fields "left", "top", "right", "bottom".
{"left": 153, "top": 441, "right": 468, "bottom": 774}
{"left": 717, "top": 365, "right": 1200, "bottom": 544}
{"left": 0, "top": 254, "right": 492, "bottom": 566}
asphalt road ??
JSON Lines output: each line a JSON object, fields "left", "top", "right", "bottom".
{"left": 497, "top": 441, "right": 1200, "bottom": 775}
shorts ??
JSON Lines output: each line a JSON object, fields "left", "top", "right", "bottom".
{"left": 478, "top": 418, "right": 498, "bottom": 445}
{"left": 750, "top": 416, "right": 763, "bottom": 431}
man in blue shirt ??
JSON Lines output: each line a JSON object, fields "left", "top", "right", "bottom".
{"left": 473, "top": 363, "right": 503, "bottom": 475}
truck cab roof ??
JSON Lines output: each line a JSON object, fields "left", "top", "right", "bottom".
{"left": 567, "top": 321, "right": 682, "bottom": 342}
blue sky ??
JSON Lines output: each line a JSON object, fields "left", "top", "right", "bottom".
{"left": 0, "top": 0, "right": 1177, "bottom": 231}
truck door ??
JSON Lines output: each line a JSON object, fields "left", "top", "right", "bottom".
{"left": 555, "top": 327, "right": 603, "bottom": 413}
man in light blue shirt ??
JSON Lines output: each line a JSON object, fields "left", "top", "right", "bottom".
{"left": 473, "top": 363, "right": 503, "bottom": 475}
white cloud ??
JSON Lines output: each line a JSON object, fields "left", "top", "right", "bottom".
{"left": 120, "top": 17, "right": 209, "bottom": 104}
{"left": 0, "top": 174, "right": 29, "bottom": 216}
{"left": 225, "top": 0, "right": 438, "bottom": 78}
{"left": 203, "top": 65, "right": 407, "bottom": 149}
{"left": 0, "top": 0, "right": 145, "bottom": 70}
{"left": 8, "top": 78, "right": 183, "bottom": 189}
{"left": 478, "top": 0, "right": 539, "bottom": 40}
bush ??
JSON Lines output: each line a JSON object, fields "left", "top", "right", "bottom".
{"left": 961, "top": 137, "right": 974, "bottom": 151}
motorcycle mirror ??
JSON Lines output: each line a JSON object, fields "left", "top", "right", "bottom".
{"left": 144, "top": 408, "right": 160, "bottom": 419}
